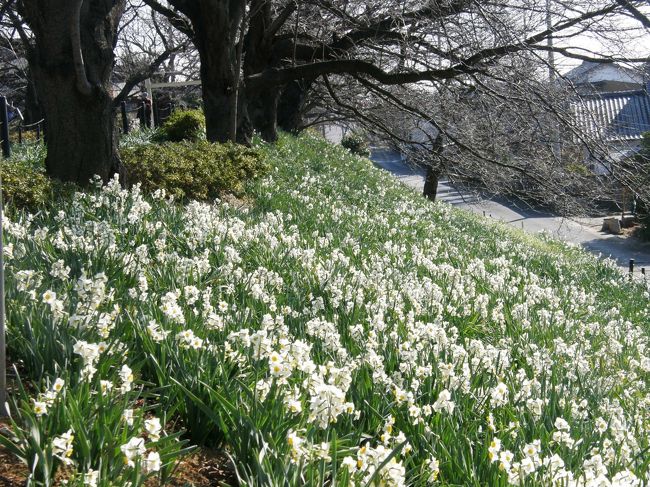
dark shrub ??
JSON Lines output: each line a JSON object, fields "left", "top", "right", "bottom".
{"left": 341, "top": 132, "right": 370, "bottom": 157}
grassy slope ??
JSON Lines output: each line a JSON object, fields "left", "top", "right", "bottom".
{"left": 2, "top": 133, "right": 649, "bottom": 486}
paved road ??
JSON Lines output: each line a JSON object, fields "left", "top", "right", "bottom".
{"left": 370, "top": 148, "right": 650, "bottom": 271}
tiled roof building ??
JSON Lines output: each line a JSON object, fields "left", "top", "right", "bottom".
{"left": 572, "top": 90, "right": 650, "bottom": 143}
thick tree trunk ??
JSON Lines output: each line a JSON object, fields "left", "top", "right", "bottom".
{"left": 201, "top": 67, "right": 236, "bottom": 143}
{"left": 22, "top": 0, "right": 124, "bottom": 185}
{"left": 249, "top": 88, "right": 280, "bottom": 142}
{"left": 35, "top": 71, "right": 120, "bottom": 183}
{"left": 278, "top": 80, "right": 312, "bottom": 133}
{"left": 240, "top": 0, "right": 279, "bottom": 142}
{"left": 24, "top": 75, "right": 43, "bottom": 125}
{"left": 201, "top": 73, "right": 252, "bottom": 145}
{"left": 199, "top": 44, "right": 252, "bottom": 144}
{"left": 188, "top": 1, "right": 246, "bottom": 144}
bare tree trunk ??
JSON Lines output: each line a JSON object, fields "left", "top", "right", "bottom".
{"left": 423, "top": 135, "right": 445, "bottom": 201}
{"left": 148, "top": 0, "right": 295, "bottom": 144}
{"left": 22, "top": 0, "right": 125, "bottom": 184}
{"left": 200, "top": 60, "right": 251, "bottom": 145}
{"left": 183, "top": 1, "right": 247, "bottom": 144}
{"left": 242, "top": 18, "right": 278, "bottom": 140}
{"left": 247, "top": 86, "right": 280, "bottom": 141}
{"left": 423, "top": 164, "right": 443, "bottom": 201}
{"left": 240, "top": 0, "right": 279, "bottom": 142}
{"left": 34, "top": 69, "right": 121, "bottom": 183}
{"left": 201, "top": 63, "right": 235, "bottom": 143}
{"left": 278, "top": 79, "right": 312, "bottom": 133}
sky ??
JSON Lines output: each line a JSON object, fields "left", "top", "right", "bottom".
{"left": 553, "top": 4, "right": 650, "bottom": 74}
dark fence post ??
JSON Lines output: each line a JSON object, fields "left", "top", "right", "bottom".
{"left": 0, "top": 97, "right": 10, "bottom": 158}
{"left": 36, "top": 123, "right": 41, "bottom": 142}
{"left": 18, "top": 126, "right": 22, "bottom": 144}
{"left": 140, "top": 101, "right": 148, "bottom": 128}
{"left": 153, "top": 100, "right": 160, "bottom": 128}
{"left": 629, "top": 259, "right": 635, "bottom": 276}
{"left": 121, "top": 101, "right": 129, "bottom": 134}
{"left": 138, "top": 101, "right": 143, "bottom": 128}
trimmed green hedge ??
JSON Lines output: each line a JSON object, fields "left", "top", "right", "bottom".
{"left": 122, "top": 140, "right": 268, "bottom": 200}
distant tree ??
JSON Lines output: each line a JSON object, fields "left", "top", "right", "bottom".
{"left": 113, "top": 2, "right": 195, "bottom": 105}
{"left": 313, "top": 53, "right": 624, "bottom": 211}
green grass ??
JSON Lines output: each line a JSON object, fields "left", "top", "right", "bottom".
{"left": 1, "top": 132, "right": 649, "bottom": 486}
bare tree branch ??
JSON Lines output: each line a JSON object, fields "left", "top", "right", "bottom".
{"left": 615, "top": 0, "right": 650, "bottom": 29}
{"left": 113, "top": 46, "right": 181, "bottom": 106}
{"left": 141, "top": 0, "right": 194, "bottom": 37}
{"left": 264, "top": 1, "right": 297, "bottom": 43}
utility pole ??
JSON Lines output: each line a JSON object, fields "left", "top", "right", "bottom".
{"left": 547, "top": 0, "right": 555, "bottom": 82}
{"left": 545, "top": 0, "right": 561, "bottom": 161}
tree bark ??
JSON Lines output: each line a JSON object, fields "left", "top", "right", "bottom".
{"left": 278, "top": 79, "right": 312, "bottom": 133}
{"left": 198, "top": 43, "right": 235, "bottom": 143}
{"left": 423, "top": 135, "right": 445, "bottom": 201}
{"left": 200, "top": 50, "right": 251, "bottom": 145}
{"left": 246, "top": 86, "right": 279, "bottom": 141}
{"left": 172, "top": 0, "right": 246, "bottom": 144}
{"left": 148, "top": 0, "right": 295, "bottom": 143}
{"left": 23, "top": 74, "right": 42, "bottom": 125}
{"left": 21, "top": 0, "right": 125, "bottom": 185}
{"left": 423, "top": 164, "right": 443, "bottom": 201}
{"left": 240, "top": 0, "right": 279, "bottom": 142}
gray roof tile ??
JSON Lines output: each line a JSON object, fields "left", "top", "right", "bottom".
{"left": 572, "top": 90, "right": 650, "bottom": 142}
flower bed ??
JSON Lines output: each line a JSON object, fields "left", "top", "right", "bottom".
{"left": 1, "top": 133, "right": 649, "bottom": 486}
